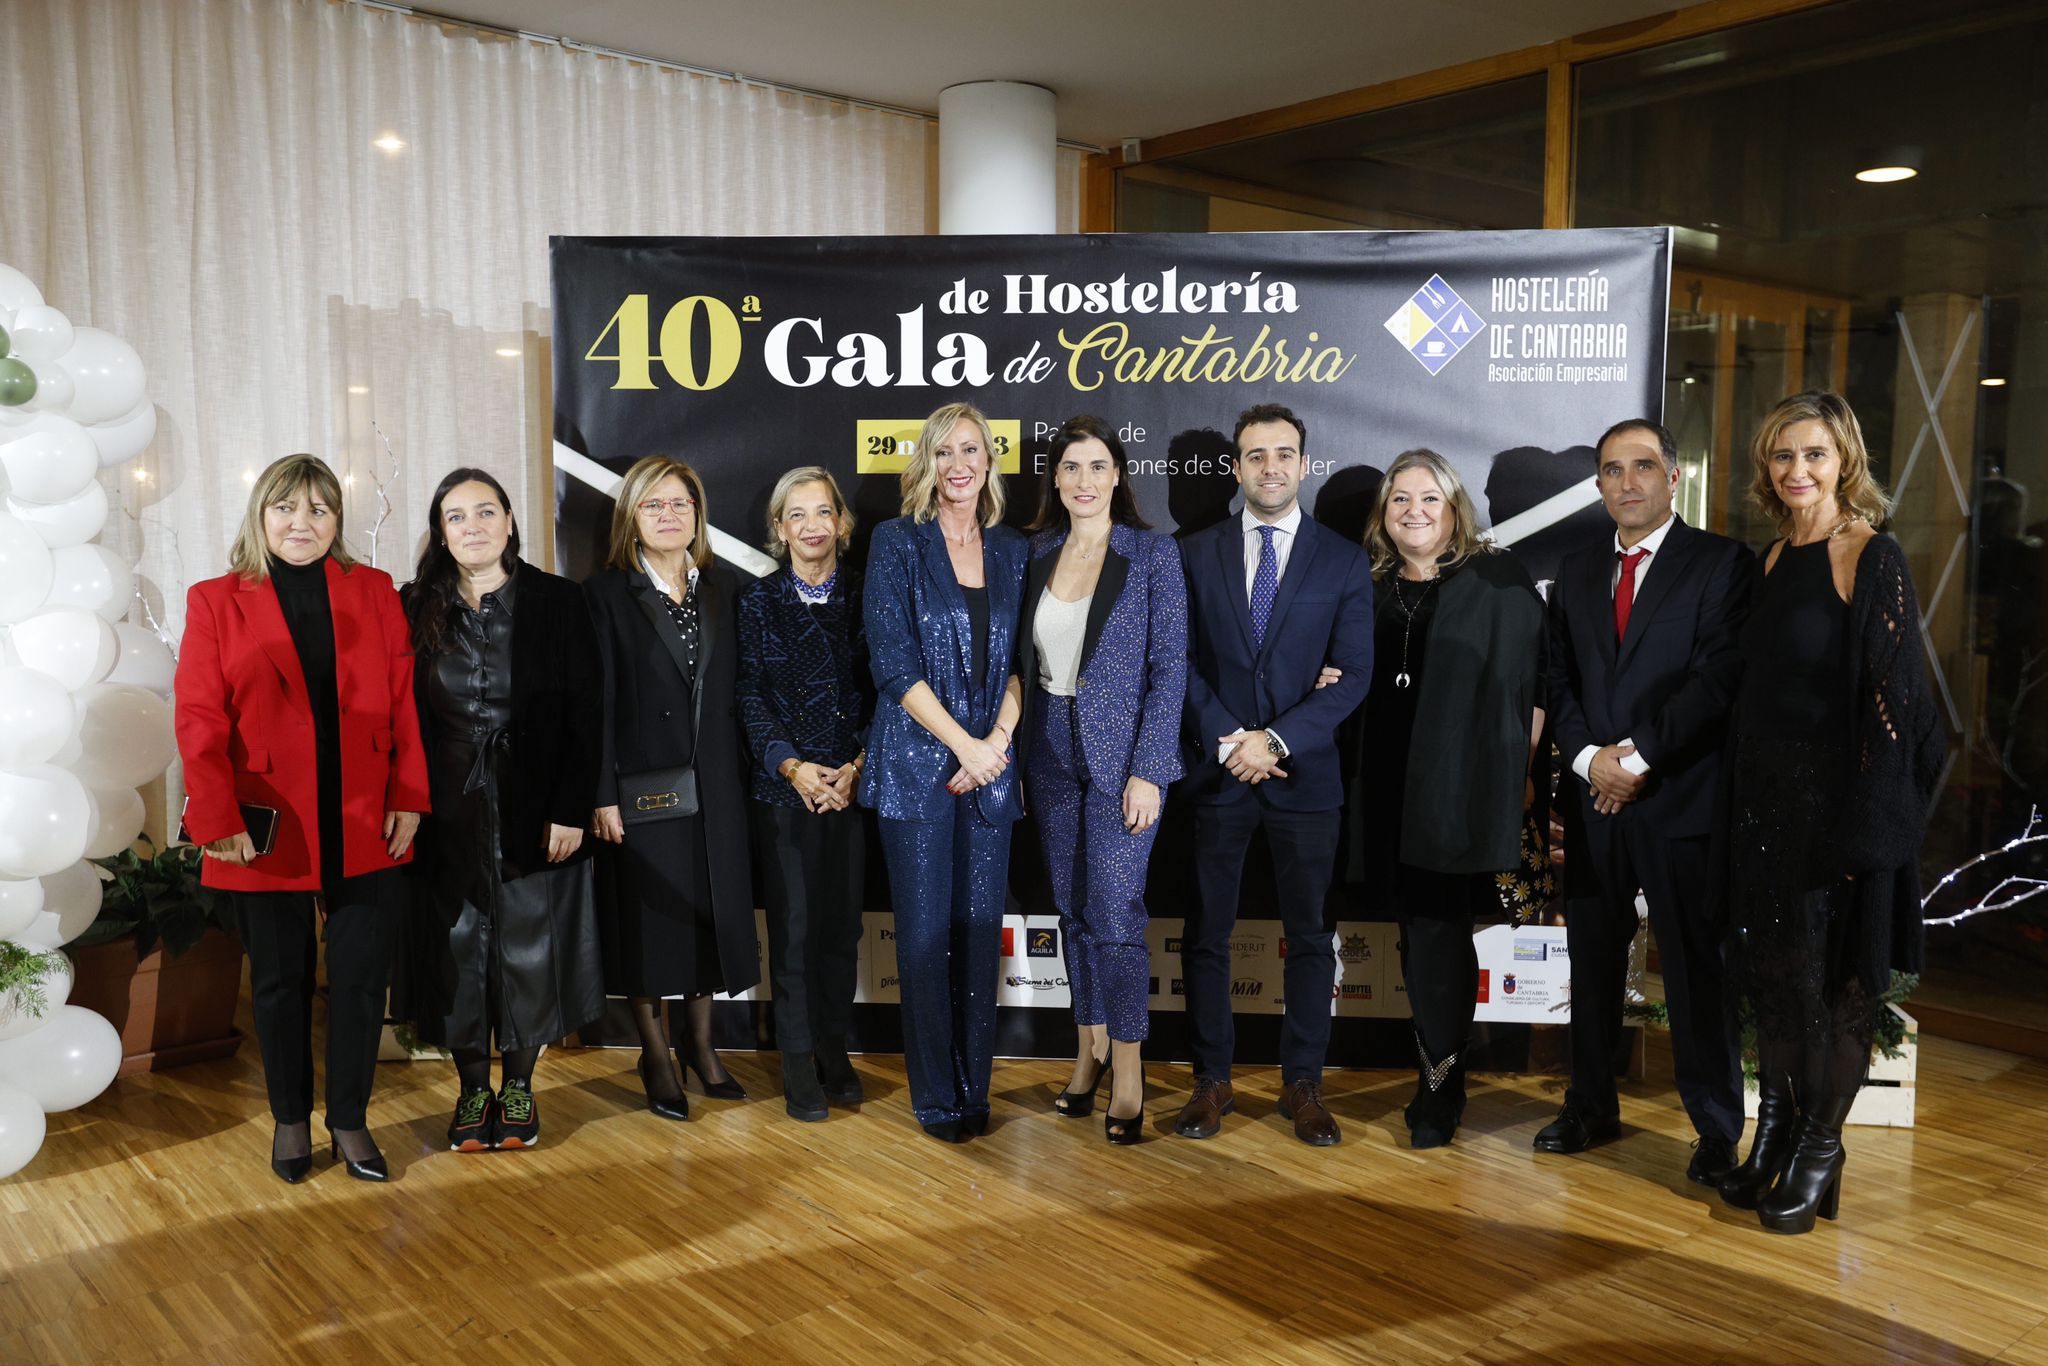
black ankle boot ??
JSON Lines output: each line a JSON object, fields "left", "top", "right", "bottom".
{"left": 1758, "top": 1091, "right": 1853, "bottom": 1234}
{"left": 815, "top": 1039, "right": 864, "bottom": 1105}
{"left": 782, "top": 1050, "right": 829, "bottom": 1122}
{"left": 1720, "top": 1068, "right": 1799, "bottom": 1210}
{"left": 1403, "top": 1033, "right": 1465, "bottom": 1150}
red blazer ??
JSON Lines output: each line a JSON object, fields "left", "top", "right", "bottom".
{"left": 174, "top": 559, "right": 430, "bottom": 892}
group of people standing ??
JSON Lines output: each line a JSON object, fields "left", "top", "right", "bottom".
{"left": 172, "top": 388, "right": 1941, "bottom": 1238}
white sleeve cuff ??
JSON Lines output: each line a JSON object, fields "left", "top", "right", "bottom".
{"left": 1572, "top": 745, "right": 1598, "bottom": 783}
{"left": 1619, "top": 748, "right": 1650, "bottom": 776}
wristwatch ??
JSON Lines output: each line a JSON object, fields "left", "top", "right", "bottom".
{"left": 1265, "top": 733, "right": 1285, "bottom": 758}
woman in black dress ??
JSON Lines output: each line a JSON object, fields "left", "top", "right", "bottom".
{"left": 400, "top": 468, "right": 606, "bottom": 1152}
{"left": 1354, "top": 449, "right": 1545, "bottom": 1149}
{"left": 586, "top": 456, "right": 760, "bottom": 1119}
{"left": 1719, "top": 392, "right": 1942, "bottom": 1234}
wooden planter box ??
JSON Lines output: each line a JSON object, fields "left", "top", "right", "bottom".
{"left": 1743, "top": 1004, "right": 1917, "bottom": 1129}
{"left": 65, "top": 928, "right": 244, "bottom": 1076}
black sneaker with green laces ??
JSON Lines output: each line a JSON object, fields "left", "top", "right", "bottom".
{"left": 449, "top": 1086, "right": 494, "bottom": 1153}
{"left": 496, "top": 1079, "right": 539, "bottom": 1149}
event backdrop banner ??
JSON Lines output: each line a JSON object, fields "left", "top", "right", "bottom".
{"left": 549, "top": 229, "right": 1670, "bottom": 1063}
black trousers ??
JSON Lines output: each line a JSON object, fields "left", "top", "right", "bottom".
{"left": 751, "top": 801, "right": 865, "bottom": 1055}
{"left": 1181, "top": 799, "right": 1340, "bottom": 1084}
{"left": 1565, "top": 824, "right": 1742, "bottom": 1144}
{"left": 232, "top": 869, "right": 401, "bottom": 1130}
{"left": 1393, "top": 863, "right": 1482, "bottom": 1069}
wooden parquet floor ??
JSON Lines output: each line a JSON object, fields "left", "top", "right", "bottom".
{"left": 4, "top": 1002, "right": 2047, "bottom": 1365}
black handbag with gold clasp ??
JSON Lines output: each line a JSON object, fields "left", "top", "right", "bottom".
{"left": 618, "top": 767, "right": 699, "bottom": 824}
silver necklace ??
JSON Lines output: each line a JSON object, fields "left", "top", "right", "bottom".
{"left": 1390, "top": 574, "right": 1438, "bottom": 689}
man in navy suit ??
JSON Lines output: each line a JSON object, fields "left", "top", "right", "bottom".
{"left": 1173, "top": 404, "right": 1373, "bottom": 1146}
{"left": 1538, "top": 417, "right": 1751, "bottom": 1184}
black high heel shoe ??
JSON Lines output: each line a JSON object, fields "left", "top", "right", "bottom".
{"left": 1053, "top": 1054, "right": 1109, "bottom": 1118}
{"left": 681, "top": 1049, "right": 748, "bottom": 1101}
{"left": 270, "top": 1125, "right": 312, "bottom": 1184}
{"left": 1104, "top": 1069, "right": 1145, "bottom": 1145}
{"left": 329, "top": 1132, "right": 389, "bottom": 1183}
{"left": 1758, "top": 1094, "right": 1852, "bottom": 1235}
{"left": 637, "top": 1055, "right": 690, "bottom": 1122}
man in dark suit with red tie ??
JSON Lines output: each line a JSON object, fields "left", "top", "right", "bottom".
{"left": 1538, "top": 418, "right": 1752, "bottom": 1183}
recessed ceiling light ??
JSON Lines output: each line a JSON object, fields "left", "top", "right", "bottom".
{"left": 347, "top": 384, "right": 369, "bottom": 395}
{"left": 495, "top": 346, "right": 522, "bottom": 358}
{"left": 1682, "top": 376, "right": 1698, "bottom": 385}
{"left": 373, "top": 134, "right": 407, "bottom": 153}
{"left": 1854, "top": 144, "right": 1921, "bottom": 184}
{"left": 1981, "top": 377, "right": 2007, "bottom": 387}
{"left": 1855, "top": 165, "right": 1917, "bottom": 183}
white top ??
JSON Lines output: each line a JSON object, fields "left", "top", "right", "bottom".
{"left": 1033, "top": 589, "right": 1092, "bottom": 697}
{"left": 1571, "top": 512, "right": 1676, "bottom": 783}
{"left": 1240, "top": 503, "right": 1302, "bottom": 604}
{"left": 640, "top": 552, "right": 700, "bottom": 600}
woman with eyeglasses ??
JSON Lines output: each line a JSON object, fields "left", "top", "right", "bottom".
{"left": 584, "top": 455, "right": 760, "bottom": 1119}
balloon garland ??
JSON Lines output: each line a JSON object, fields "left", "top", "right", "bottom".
{"left": 0, "top": 261, "right": 172, "bottom": 1180}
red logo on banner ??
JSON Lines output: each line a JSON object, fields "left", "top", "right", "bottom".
{"left": 1475, "top": 970, "right": 1491, "bottom": 1003}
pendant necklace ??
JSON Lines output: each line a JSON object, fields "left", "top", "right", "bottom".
{"left": 1390, "top": 573, "right": 1438, "bottom": 689}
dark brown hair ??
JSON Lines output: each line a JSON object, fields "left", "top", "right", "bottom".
{"left": 1028, "top": 415, "right": 1150, "bottom": 533}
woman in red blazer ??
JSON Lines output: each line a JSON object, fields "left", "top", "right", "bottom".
{"left": 175, "top": 454, "right": 428, "bottom": 1185}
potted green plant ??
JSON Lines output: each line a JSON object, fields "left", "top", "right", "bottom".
{"left": 65, "top": 837, "right": 243, "bottom": 1075}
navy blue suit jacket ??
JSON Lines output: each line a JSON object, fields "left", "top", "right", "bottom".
{"left": 858, "top": 516, "right": 1028, "bottom": 824}
{"left": 735, "top": 566, "right": 872, "bottom": 808}
{"left": 1179, "top": 512, "right": 1373, "bottom": 810}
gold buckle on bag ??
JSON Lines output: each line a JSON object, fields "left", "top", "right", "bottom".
{"left": 635, "top": 792, "right": 680, "bottom": 812}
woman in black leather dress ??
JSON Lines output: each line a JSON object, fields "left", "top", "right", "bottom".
{"left": 1719, "top": 392, "right": 1943, "bottom": 1234}
{"left": 400, "top": 468, "right": 606, "bottom": 1152}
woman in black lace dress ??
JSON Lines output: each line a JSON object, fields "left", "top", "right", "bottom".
{"left": 1720, "top": 392, "right": 1943, "bottom": 1234}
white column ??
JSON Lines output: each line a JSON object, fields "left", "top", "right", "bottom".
{"left": 938, "top": 82, "right": 1056, "bottom": 235}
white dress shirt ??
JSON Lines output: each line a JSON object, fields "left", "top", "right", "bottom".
{"left": 640, "top": 551, "right": 700, "bottom": 600}
{"left": 1221, "top": 503, "right": 1302, "bottom": 763}
{"left": 1572, "top": 512, "right": 1675, "bottom": 783}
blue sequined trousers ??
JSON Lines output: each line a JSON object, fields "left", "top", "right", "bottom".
{"left": 877, "top": 805, "right": 1011, "bottom": 1126}
{"left": 1026, "top": 695, "right": 1155, "bottom": 1042}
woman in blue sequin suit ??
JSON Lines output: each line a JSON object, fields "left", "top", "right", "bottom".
{"left": 1016, "top": 416, "right": 1186, "bottom": 1145}
{"left": 860, "top": 401, "right": 1028, "bottom": 1143}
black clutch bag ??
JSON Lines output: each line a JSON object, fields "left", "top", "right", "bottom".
{"left": 177, "top": 799, "right": 281, "bottom": 856}
{"left": 618, "top": 767, "right": 699, "bottom": 825}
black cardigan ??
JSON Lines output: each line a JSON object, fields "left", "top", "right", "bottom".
{"left": 408, "top": 562, "right": 604, "bottom": 881}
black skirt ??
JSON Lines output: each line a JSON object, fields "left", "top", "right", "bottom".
{"left": 595, "top": 814, "right": 736, "bottom": 998}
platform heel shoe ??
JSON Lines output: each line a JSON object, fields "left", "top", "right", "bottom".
{"left": 1052, "top": 1053, "right": 1109, "bottom": 1118}
{"left": 1104, "top": 1067, "right": 1145, "bottom": 1145}
{"left": 1720, "top": 1053, "right": 1799, "bottom": 1209}
{"left": 1757, "top": 1092, "right": 1853, "bottom": 1235}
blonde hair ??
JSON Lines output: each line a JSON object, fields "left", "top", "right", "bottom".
{"left": 607, "top": 455, "right": 712, "bottom": 572}
{"left": 1748, "top": 390, "right": 1893, "bottom": 529}
{"left": 229, "top": 454, "right": 356, "bottom": 582}
{"left": 1363, "top": 448, "right": 1497, "bottom": 576}
{"left": 900, "top": 401, "right": 1005, "bottom": 527}
{"left": 763, "top": 466, "right": 854, "bottom": 559}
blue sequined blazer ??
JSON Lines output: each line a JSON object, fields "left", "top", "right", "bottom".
{"left": 736, "top": 566, "right": 873, "bottom": 809}
{"left": 859, "top": 515, "right": 1028, "bottom": 824}
{"left": 1016, "top": 522, "right": 1188, "bottom": 791}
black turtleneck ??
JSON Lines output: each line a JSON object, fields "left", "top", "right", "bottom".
{"left": 270, "top": 554, "right": 344, "bottom": 885}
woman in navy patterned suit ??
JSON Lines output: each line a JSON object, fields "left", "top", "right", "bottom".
{"left": 1017, "top": 416, "right": 1187, "bottom": 1144}
{"left": 860, "top": 401, "right": 1028, "bottom": 1143}
{"left": 737, "top": 467, "right": 873, "bottom": 1122}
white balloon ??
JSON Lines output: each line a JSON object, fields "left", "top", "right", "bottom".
{"left": 86, "top": 401, "right": 157, "bottom": 468}
{"left": 0, "top": 265, "right": 43, "bottom": 316}
{"left": 10, "top": 608, "right": 118, "bottom": 690}
{"left": 68, "top": 684, "right": 177, "bottom": 790}
{"left": 23, "top": 358, "right": 74, "bottom": 415}
{"left": 7, "top": 481, "right": 108, "bottom": 547}
{"left": 83, "top": 786, "right": 144, "bottom": 859}
{"left": 7, "top": 306, "right": 73, "bottom": 364}
{"left": 0, "top": 413, "right": 99, "bottom": 504}
{"left": 0, "top": 1080, "right": 45, "bottom": 1180}
{"left": 0, "top": 1004, "right": 122, "bottom": 1112}
{"left": 0, "top": 510, "right": 56, "bottom": 624}
{"left": 0, "top": 665, "right": 77, "bottom": 767}
{"left": 106, "top": 625, "right": 175, "bottom": 695}
{"left": 0, "top": 952, "right": 72, "bottom": 1042}
{"left": 54, "top": 328, "right": 145, "bottom": 427}
{"left": 14, "top": 862, "right": 103, "bottom": 950}
{"left": 44, "top": 544, "right": 132, "bottom": 622}
{"left": 0, "top": 878, "right": 42, "bottom": 940}
{"left": 0, "top": 765, "right": 94, "bottom": 879}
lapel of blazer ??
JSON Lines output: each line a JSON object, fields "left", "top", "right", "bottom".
{"left": 631, "top": 570, "right": 697, "bottom": 694}
{"left": 1215, "top": 518, "right": 1257, "bottom": 659}
{"left": 1581, "top": 542, "right": 1619, "bottom": 675}
{"left": 1021, "top": 532, "right": 1059, "bottom": 674}
{"left": 324, "top": 557, "right": 368, "bottom": 708}
{"left": 1258, "top": 515, "right": 1320, "bottom": 662}
{"left": 983, "top": 533, "right": 1019, "bottom": 697}
{"left": 234, "top": 571, "right": 309, "bottom": 705}
{"left": 919, "top": 519, "right": 976, "bottom": 686}
{"left": 1616, "top": 518, "right": 1695, "bottom": 671}
{"left": 1079, "top": 526, "right": 1132, "bottom": 678}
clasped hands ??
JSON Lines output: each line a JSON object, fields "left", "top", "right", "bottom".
{"left": 1589, "top": 743, "right": 1645, "bottom": 815}
{"left": 787, "top": 759, "right": 860, "bottom": 813}
{"left": 947, "top": 732, "right": 1009, "bottom": 795}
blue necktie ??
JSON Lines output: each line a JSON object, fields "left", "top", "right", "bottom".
{"left": 1250, "top": 524, "right": 1279, "bottom": 650}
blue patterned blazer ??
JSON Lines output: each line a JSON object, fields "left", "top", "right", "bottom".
{"left": 736, "top": 566, "right": 872, "bottom": 809}
{"left": 1016, "top": 522, "right": 1187, "bottom": 791}
{"left": 858, "top": 515, "right": 1028, "bottom": 824}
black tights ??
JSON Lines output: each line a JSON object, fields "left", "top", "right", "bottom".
{"left": 628, "top": 994, "right": 726, "bottom": 1099}
{"left": 1740, "top": 884, "right": 1875, "bottom": 1111}
{"left": 453, "top": 1045, "right": 543, "bottom": 1093}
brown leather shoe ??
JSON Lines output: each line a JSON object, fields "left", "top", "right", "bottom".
{"left": 1172, "top": 1078, "right": 1235, "bottom": 1139}
{"left": 1278, "top": 1078, "right": 1341, "bottom": 1147}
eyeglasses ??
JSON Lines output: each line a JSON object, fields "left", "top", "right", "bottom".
{"left": 637, "top": 498, "right": 696, "bottom": 516}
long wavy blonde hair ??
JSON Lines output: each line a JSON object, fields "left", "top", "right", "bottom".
{"left": 1363, "top": 448, "right": 1497, "bottom": 576}
{"left": 1748, "top": 390, "right": 1893, "bottom": 529}
{"left": 900, "top": 401, "right": 1005, "bottom": 527}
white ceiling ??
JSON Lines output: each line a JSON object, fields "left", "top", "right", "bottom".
{"left": 409, "top": 0, "right": 1684, "bottom": 146}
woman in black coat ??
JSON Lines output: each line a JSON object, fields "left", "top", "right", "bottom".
{"left": 585, "top": 455, "right": 760, "bottom": 1119}
{"left": 399, "top": 467, "right": 605, "bottom": 1152}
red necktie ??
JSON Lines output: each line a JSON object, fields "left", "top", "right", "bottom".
{"left": 1615, "top": 549, "right": 1648, "bottom": 641}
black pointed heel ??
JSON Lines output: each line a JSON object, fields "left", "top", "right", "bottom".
{"left": 637, "top": 1055, "right": 690, "bottom": 1122}
{"left": 329, "top": 1134, "right": 389, "bottom": 1183}
{"left": 681, "top": 1050, "right": 748, "bottom": 1101}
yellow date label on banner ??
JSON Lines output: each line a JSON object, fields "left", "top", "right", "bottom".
{"left": 857, "top": 419, "right": 1022, "bottom": 474}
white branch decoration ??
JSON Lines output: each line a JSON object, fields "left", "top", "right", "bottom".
{"left": 1923, "top": 806, "right": 2048, "bottom": 926}
{"left": 358, "top": 417, "right": 398, "bottom": 569}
